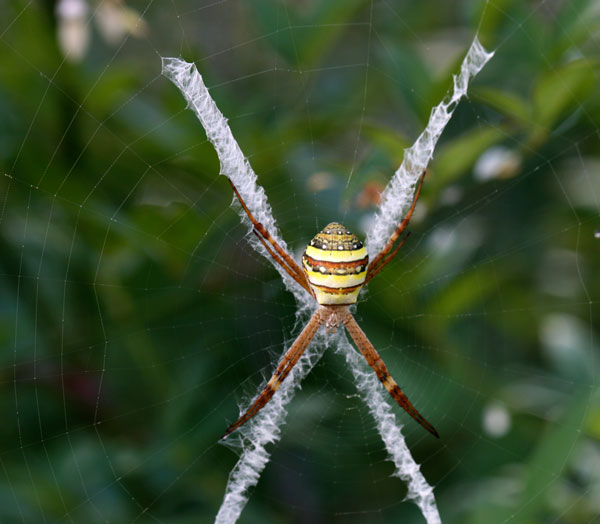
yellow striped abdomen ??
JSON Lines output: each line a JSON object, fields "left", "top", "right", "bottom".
{"left": 302, "top": 222, "right": 368, "bottom": 305}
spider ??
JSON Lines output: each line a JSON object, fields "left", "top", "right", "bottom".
{"left": 222, "top": 173, "right": 439, "bottom": 439}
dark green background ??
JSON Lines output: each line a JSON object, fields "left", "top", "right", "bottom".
{"left": 1, "top": 0, "right": 599, "bottom": 522}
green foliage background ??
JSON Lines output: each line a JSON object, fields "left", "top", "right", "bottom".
{"left": 1, "top": 0, "right": 599, "bottom": 522}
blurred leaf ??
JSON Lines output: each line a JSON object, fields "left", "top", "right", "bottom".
{"left": 471, "top": 86, "right": 531, "bottom": 124}
{"left": 533, "top": 58, "right": 597, "bottom": 130}
{"left": 433, "top": 126, "right": 506, "bottom": 185}
{"left": 247, "top": 0, "right": 368, "bottom": 67}
{"left": 551, "top": 0, "right": 600, "bottom": 60}
{"left": 430, "top": 267, "right": 499, "bottom": 322}
{"left": 362, "top": 122, "right": 410, "bottom": 166}
{"left": 472, "top": 0, "right": 517, "bottom": 49}
{"left": 481, "top": 386, "right": 592, "bottom": 524}
{"left": 520, "top": 387, "right": 589, "bottom": 506}
{"left": 375, "top": 39, "right": 434, "bottom": 122}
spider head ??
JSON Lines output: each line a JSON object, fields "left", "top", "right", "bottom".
{"left": 302, "top": 222, "right": 369, "bottom": 305}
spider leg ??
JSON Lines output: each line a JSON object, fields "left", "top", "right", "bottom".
{"left": 342, "top": 311, "right": 439, "bottom": 438}
{"left": 251, "top": 229, "right": 314, "bottom": 297}
{"left": 227, "top": 178, "right": 314, "bottom": 296}
{"left": 365, "top": 171, "right": 425, "bottom": 284}
{"left": 363, "top": 232, "right": 410, "bottom": 285}
{"left": 222, "top": 308, "right": 323, "bottom": 438}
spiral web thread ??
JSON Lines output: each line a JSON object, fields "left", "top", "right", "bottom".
{"left": 161, "top": 36, "right": 493, "bottom": 523}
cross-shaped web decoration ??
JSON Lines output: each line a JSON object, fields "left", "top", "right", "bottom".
{"left": 162, "top": 37, "right": 493, "bottom": 524}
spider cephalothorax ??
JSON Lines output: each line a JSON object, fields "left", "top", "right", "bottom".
{"left": 222, "top": 174, "right": 439, "bottom": 439}
{"left": 302, "top": 222, "right": 368, "bottom": 305}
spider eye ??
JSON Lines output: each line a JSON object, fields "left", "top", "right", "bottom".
{"left": 356, "top": 266, "right": 362, "bottom": 273}
{"left": 319, "top": 266, "right": 326, "bottom": 274}
{"left": 337, "top": 245, "right": 344, "bottom": 250}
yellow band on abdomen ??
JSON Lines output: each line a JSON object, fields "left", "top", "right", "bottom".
{"left": 305, "top": 245, "right": 368, "bottom": 263}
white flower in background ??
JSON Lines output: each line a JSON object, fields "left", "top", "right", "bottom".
{"left": 56, "top": 0, "right": 90, "bottom": 62}
{"left": 56, "top": 0, "right": 148, "bottom": 63}
{"left": 482, "top": 401, "right": 511, "bottom": 438}
{"left": 474, "top": 145, "right": 522, "bottom": 181}
{"left": 96, "top": 0, "right": 148, "bottom": 45}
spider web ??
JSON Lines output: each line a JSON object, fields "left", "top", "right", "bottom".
{"left": 161, "top": 37, "right": 492, "bottom": 523}
{"left": 1, "top": 1, "right": 599, "bottom": 523}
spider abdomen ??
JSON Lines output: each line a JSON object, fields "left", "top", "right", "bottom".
{"left": 302, "top": 222, "right": 368, "bottom": 305}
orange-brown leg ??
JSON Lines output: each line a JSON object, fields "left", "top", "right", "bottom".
{"left": 365, "top": 171, "right": 425, "bottom": 284}
{"left": 222, "top": 308, "right": 323, "bottom": 438}
{"left": 342, "top": 312, "right": 439, "bottom": 438}
{"left": 227, "top": 178, "right": 313, "bottom": 296}
{"left": 363, "top": 232, "right": 410, "bottom": 285}
{"left": 251, "top": 229, "right": 314, "bottom": 298}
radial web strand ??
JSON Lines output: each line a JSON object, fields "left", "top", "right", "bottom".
{"left": 365, "top": 37, "right": 494, "bottom": 256}
{"left": 162, "top": 56, "right": 320, "bottom": 523}
{"left": 215, "top": 331, "right": 327, "bottom": 524}
{"left": 161, "top": 57, "right": 309, "bottom": 307}
{"left": 336, "top": 333, "right": 441, "bottom": 524}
